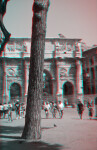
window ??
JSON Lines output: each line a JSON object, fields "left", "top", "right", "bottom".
{"left": 90, "top": 57, "right": 94, "bottom": 66}
{"left": 91, "top": 85, "right": 95, "bottom": 94}
{"left": 95, "top": 66, "right": 97, "bottom": 78}
{"left": 90, "top": 67, "right": 95, "bottom": 79}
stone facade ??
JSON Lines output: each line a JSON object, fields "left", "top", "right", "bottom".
{"left": 0, "top": 38, "right": 84, "bottom": 105}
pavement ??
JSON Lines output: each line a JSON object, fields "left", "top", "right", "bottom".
{"left": 0, "top": 107, "right": 97, "bottom": 150}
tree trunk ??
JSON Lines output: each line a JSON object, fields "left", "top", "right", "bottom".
{"left": 22, "top": 0, "right": 50, "bottom": 140}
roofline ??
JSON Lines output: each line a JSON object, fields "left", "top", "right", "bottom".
{"left": 83, "top": 46, "right": 97, "bottom": 53}
{"left": 9, "top": 37, "right": 82, "bottom": 42}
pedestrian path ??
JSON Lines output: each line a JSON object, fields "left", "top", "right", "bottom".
{"left": 0, "top": 107, "right": 97, "bottom": 150}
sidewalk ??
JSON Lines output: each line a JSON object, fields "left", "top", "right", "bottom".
{"left": 0, "top": 107, "right": 97, "bottom": 150}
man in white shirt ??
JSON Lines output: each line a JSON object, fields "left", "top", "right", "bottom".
{"left": 58, "top": 101, "right": 64, "bottom": 118}
{"left": 44, "top": 102, "right": 50, "bottom": 118}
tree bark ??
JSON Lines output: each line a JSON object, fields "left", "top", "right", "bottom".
{"left": 22, "top": 0, "right": 50, "bottom": 140}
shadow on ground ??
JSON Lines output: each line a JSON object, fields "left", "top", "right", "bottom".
{"left": 0, "top": 141, "right": 63, "bottom": 150}
{"left": 0, "top": 125, "right": 54, "bottom": 136}
{"left": 0, "top": 126, "right": 64, "bottom": 150}
{"left": 0, "top": 125, "right": 24, "bottom": 135}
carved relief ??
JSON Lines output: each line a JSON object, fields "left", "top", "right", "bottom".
{"left": 6, "top": 40, "right": 30, "bottom": 52}
{"left": 55, "top": 41, "right": 66, "bottom": 51}
{"left": 7, "top": 44, "right": 15, "bottom": 51}
{"left": 67, "top": 43, "right": 72, "bottom": 51}
{"left": 55, "top": 41, "right": 76, "bottom": 52}
{"left": 22, "top": 42, "right": 27, "bottom": 52}
{"left": 7, "top": 67, "right": 21, "bottom": 76}
{"left": 7, "top": 68, "right": 16, "bottom": 76}
{"left": 16, "top": 44, "right": 22, "bottom": 51}
{"left": 60, "top": 68, "right": 67, "bottom": 79}
{"left": 69, "top": 66, "right": 76, "bottom": 76}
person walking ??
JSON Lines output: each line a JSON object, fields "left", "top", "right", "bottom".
{"left": 8, "top": 103, "right": 12, "bottom": 122}
{"left": 77, "top": 100, "right": 84, "bottom": 119}
{"left": 88, "top": 105, "right": 93, "bottom": 119}
{"left": 87, "top": 100, "right": 91, "bottom": 108}
{"left": 52, "top": 102, "right": 58, "bottom": 118}
{"left": 0, "top": 0, "right": 11, "bottom": 53}
{"left": 15, "top": 100, "right": 20, "bottom": 119}
{"left": 44, "top": 102, "right": 50, "bottom": 118}
{"left": 58, "top": 101, "right": 64, "bottom": 118}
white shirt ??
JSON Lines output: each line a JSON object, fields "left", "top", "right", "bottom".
{"left": 44, "top": 103, "right": 50, "bottom": 110}
{"left": 58, "top": 103, "right": 64, "bottom": 110}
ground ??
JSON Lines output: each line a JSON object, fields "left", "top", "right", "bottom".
{"left": 0, "top": 107, "right": 97, "bottom": 150}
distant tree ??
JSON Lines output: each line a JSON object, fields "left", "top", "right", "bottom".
{"left": 22, "top": 0, "right": 50, "bottom": 140}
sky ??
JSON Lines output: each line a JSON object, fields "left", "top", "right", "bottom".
{"left": 3, "top": 0, "right": 97, "bottom": 47}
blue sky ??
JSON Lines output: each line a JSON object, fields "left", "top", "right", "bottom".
{"left": 4, "top": 0, "right": 97, "bottom": 46}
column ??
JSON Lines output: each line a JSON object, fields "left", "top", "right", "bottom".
{"left": 76, "top": 59, "right": 84, "bottom": 103}
{"left": 2, "top": 60, "right": 8, "bottom": 104}
{"left": 21, "top": 58, "right": 25, "bottom": 103}
{"left": 56, "top": 60, "right": 62, "bottom": 102}
{"left": 24, "top": 63, "right": 29, "bottom": 103}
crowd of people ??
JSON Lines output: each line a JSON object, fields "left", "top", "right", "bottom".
{"left": 42, "top": 99, "right": 95, "bottom": 120}
{"left": 77, "top": 99, "right": 94, "bottom": 120}
{"left": 42, "top": 101, "right": 64, "bottom": 119}
{"left": 0, "top": 98, "right": 95, "bottom": 122}
{"left": 0, "top": 100, "right": 26, "bottom": 122}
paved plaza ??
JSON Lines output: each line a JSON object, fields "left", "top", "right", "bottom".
{"left": 0, "top": 107, "right": 97, "bottom": 150}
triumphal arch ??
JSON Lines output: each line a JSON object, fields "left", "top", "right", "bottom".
{"left": 0, "top": 37, "right": 83, "bottom": 105}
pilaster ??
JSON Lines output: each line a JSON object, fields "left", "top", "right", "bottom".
{"left": 24, "top": 63, "right": 29, "bottom": 103}
{"left": 76, "top": 59, "right": 84, "bottom": 102}
{"left": 56, "top": 60, "right": 62, "bottom": 102}
{"left": 2, "top": 59, "right": 8, "bottom": 104}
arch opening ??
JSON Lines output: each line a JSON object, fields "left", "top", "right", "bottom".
{"left": 63, "top": 81, "right": 74, "bottom": 105}
{"left": 63, "top": 82, "right": 74, "bottom": 96}
{"left": 42, "top": 70, "right": 53, "bottom": 102}
{"left": 10, "top": 83, "right": 22, "bottom": 102}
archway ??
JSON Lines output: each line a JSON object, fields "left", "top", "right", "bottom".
{"left": 42, "top": 70, "right": 53, "bottom": 102}
{"left": 10, "top": 83, "right": 22, "bottom": 102}
{"left": 63, "top": 82, "right": 74, "bottom": 95}
{"left": 63, "top": 82, "right": 74, "bottom": 104}
{"left": 43, "top": 70, "right": 53, "bottom": 95}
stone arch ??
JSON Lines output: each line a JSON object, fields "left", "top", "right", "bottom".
{"left": 63, "top": 81, "right": 74, "bottom": 96}
{"left": 9, "top": 82, "right": 22, "bottom": 102}
{"left": 62, "top": 81, "right": 74, "bottom": 105}
{"left": 43, "top": 69, "right": 53, "bottom": 95}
